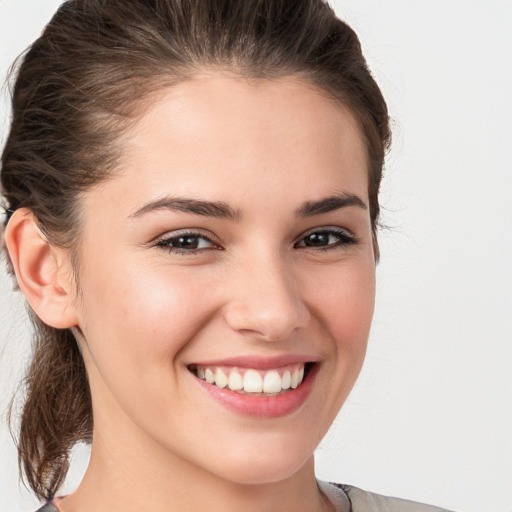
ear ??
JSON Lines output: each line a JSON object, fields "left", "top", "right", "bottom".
{"left": 3, "top": 208, "right": 79, "bottom": 329}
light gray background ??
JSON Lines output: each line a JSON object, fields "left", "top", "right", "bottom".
{"left": 1, "top": 1, "right": 511, "bottom": 511}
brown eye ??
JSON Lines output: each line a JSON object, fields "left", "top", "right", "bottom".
{"left": 156, "top": 233, "right": 216, "bottom": 252}
{"left": 295, "top": 228, "right": 355, "bottom": 249}
{"left": 302, "top": 232, "right": 331, "bottom": 247}
{"left": 169, "top": 235, "right": 204, "bottom": 250}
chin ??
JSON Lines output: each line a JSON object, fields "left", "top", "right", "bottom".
{"left": 220, "top": 460, "right": 309, "bottom": 486}
{"left": 205, "top": 435, "right": 316, "bottom": 486}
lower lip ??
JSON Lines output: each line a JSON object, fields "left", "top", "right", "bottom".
{"left": 193, "top": 364, "right": 319, "bottom": 418}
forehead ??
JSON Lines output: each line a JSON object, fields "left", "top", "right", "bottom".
{"left": 127, "top": 74, "right": 367, "bottom": 162}
{"left": 86, "top": 75, "right": 369, "bottom": 217}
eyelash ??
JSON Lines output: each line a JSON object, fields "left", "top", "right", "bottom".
{"left": 154, "top": 227, "right": 356, "bottom": 255}
{"left": 154, "top": 230, "right": 219, "bottom": 255}
{"left": 294, "top": 227, "right": 356, "bottom": 250}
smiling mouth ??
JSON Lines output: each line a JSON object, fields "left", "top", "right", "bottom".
{"left": 188, "top": 362, "right": 316, "bottom": 396}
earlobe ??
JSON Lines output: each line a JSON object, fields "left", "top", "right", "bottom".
{"left": 3, "top": 208, "right": 79, "bottom": 329}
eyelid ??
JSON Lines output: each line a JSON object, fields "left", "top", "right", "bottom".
{"left": 152, "top": 228, "right": 222, "bottom": 251}
{"left": 294, "top": 225, "right": 357, "bottom": 248}
{"left": 299, "top": 225, "right": 355, "bottom": 238}
{"left": 152, "top": 227, "right": 218, "bottom": 242}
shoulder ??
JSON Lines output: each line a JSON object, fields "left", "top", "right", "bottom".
{"left": 325, "top": 482, "right": 456, "bottom": 512}
{"left": 34, "top": 503, "right": 59, "bottom": 512}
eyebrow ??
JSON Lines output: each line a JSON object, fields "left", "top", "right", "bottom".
{"left": 129, "top": 197, "right": 242, "bottom": 221}
{"left": 295, "top": 193, "right": 367, "bottom": 217}
{"left": 129, "top": 192, "right": 366, "bottom": 221}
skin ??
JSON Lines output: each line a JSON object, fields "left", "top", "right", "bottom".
{"left": 7, "top": 75, "right": 376, "bottom": 512}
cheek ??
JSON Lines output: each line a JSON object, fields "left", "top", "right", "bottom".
{"left": 306, "top": 257, "right": 374, "bottom": 406}
{"left": 75, "top": 261, "right": 223, "bottom": 429}
{"left": 77, "top": 260, "right": 217, "bottom": 378}
{"left": 297, "top": 258, "right": 375, "bottom": 431}
{"left": 308, "top": 258, "right": 375, "bottom": 344}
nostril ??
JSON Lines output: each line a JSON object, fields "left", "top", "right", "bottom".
{"left": 224, "top": 300, "right": 310, "bottom": 342}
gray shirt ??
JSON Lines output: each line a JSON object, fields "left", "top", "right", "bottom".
{"left": 321, "top": 482, "right": 454, "bottom": 511}
{"left": 35, "top": 482, "right": 455, "bottom": 512}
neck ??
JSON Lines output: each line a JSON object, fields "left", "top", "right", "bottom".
{"left": 59, "top": 426, "right": 332, "bottom": 512}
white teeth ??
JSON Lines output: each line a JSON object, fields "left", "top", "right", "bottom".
{"left": 263, "top": 370, "right": 282, "bottom": 393}
{"left": 214, "top": 368, "right": 228, "bottom": 388}
{"left": 194, "top": 363, "right": 308, "bottom": 394}
{"left": 205, "top": 368, "right": 215, "bottom": 384}
{"left": 228, "top": 370, "right": 243, "bottom": 391}
{"left": 243, "top": 369, "right": 263, "bottom": 393}
{"left": 290, "top": 369, "right": 300, "bottom": 389}
{"left": 281, "top": 370, "right": 291, "bottom": 389}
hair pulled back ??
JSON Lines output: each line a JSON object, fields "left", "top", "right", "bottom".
{"left": 1, "top": 0, "right": 390, "bottom": 500}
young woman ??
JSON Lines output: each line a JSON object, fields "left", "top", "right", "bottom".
{"left": 1, "top": 1, "right": 455, "bottom": 511}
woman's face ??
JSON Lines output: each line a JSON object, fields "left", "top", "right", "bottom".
{"left": 71, "top": 76, "right": 375, "bottom": 484}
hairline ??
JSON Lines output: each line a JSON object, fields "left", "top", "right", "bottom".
{"left": 59, "top": 69, "right": 378, "bottom": 290}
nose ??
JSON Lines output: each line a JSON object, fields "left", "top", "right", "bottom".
{"left": 223, "top": 253, "right": 310, "bottom": 342}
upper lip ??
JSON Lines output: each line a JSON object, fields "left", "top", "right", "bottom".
{"left": 187, "top": 354, "right": 319, "bottom": 370}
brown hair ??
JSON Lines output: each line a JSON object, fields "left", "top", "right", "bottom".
{"left": 1, "top": 0, "right": 390, "bottom": 500}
